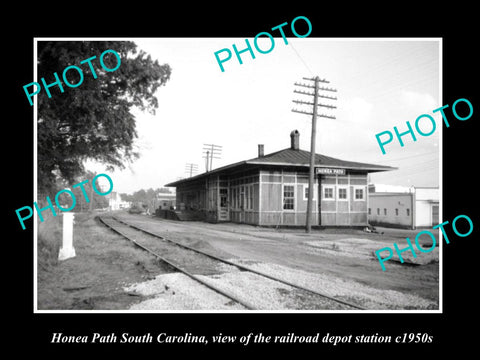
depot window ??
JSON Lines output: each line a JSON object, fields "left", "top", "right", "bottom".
{"left": 354, "top": 187, "right": 365, "bottom": 201}
{"left": 283, "top": 185, "right": 295, "bottom": 210}
{"left": 232, "top": 188, "right": 237, "bottom": 209}
{"left": 323, "top": 186, "right": 334, "bottom": 200}
{"left": 338, "top": 187, "right": 348, "bottom": 201}
{"left": 245, "top": 185, "right": 253, "bottom": 210}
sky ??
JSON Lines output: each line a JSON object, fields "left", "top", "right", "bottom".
{"left": 87, "top": 37, "right": 441, "bottom": 194}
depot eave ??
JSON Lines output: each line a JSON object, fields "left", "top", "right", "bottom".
{"left": 165, "top": 148, "right": 396, "bottom": 187}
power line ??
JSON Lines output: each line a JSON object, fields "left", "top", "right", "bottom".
{"left": 377, "top": 167, "right": 439, "bottom": 184}
{"left": 289, "top": 41, "right": 314, "bottom": 76}
{"left": 376, "top": 161, "right": 439, "bottom": 180}
{"left": 376, "top": 150, "right": 439, "bottom": 163}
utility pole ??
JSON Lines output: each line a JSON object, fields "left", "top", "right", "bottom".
{"left": 202, "top": 144, "right": 222, "bottom": 172}
{"left": 292, "top": 76, "right": 337, "bottom": 233}
{"left": 204, "top": 151, "right": 210, "bottom": 172}
{"left": 185, "top": 163, "right": 198, "bottom": 177}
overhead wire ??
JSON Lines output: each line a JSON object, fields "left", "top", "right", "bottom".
{"left": 289, "top": 40, "right": 315, "bottom": 77}
{"left": 375, "top": 150, "right": 440, "bottom": 164}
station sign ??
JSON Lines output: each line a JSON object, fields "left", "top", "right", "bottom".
{"left": 316, "top": 167, "right": 346, "bottom": 175}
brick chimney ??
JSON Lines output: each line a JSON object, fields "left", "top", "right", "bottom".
{"left": 290, "top": 130, "right": 300, "bottom": 150}
{"left": 258, "top": 144, "right": 264, "bottom": 157}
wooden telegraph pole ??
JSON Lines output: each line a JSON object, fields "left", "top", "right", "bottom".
{"left": 292, "top": 76, "right": 337, "bottom": 233}
{"left": 185, "top": 163, "right": 198, "bottom": 177}
{"left": 202, "top": 144, "right": 222, "bottom": 172}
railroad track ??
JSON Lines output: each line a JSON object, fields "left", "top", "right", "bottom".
{"left": 98, "top": 215, "right": 366, "bottom": 311}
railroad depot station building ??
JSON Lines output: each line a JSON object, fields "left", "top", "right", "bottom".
{"left": 165, "top": 130, "right": 395, "bottom": 227}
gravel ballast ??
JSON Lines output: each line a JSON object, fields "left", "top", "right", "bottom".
{"left": 124, "top": 259, "right": 437, "bottom": 310}
{"left": 125, "top": 273, "right": 247, "bottom": 310}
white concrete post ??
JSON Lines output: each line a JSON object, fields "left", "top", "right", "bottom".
{"left": 58, "top": 212, "right": 76, "bottom": 261}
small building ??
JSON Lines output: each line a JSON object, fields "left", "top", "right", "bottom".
{"left": 148, "top": 192, "right": 176, "bottom": 214}
{"left": 368, "top": 185, "right": 439, "bottom": 229}
{"left": 108, "top": 191, "right": 130, "bottom": 210}
{"left": 165, "top": 130, "right": 395, "bottom": 227}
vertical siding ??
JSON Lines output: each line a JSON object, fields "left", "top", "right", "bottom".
{"left": 320, "top": 173, "right": 368, "bottom": 226}
{"left": 175, "top": 169, "right": 368, "bottom": 227}
{"left": 228, "top": 171, "right": 260, "bottom": 225}
{"left": 261, "top": 183, "right": 283, "bottom": 211}
{"left": 258, "top": 170, "right": 319, "bottom": 226}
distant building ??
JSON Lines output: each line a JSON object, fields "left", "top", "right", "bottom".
{"left": 165, "top": 130, "right": 395, "bottom": 227}
{"left": 108, "top": 191, "right": 130, "bottom": 210}
{"left": 368, "top": 185, "right": 439, "bottom": 229}
{"left": 148, "top": 193, "right": 176, "bottom": 214}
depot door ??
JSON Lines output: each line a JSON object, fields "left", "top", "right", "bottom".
{"left": 218, "top": 188, "right": 229, "bottom": 221}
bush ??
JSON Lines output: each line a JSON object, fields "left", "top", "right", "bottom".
{"left": 128, "top": 203, "right": 145, "bottom": 214}
{"left": 37, "top": 213, "right": 62, "bottom": 271}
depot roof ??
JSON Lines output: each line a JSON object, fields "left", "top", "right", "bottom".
{"left": 165, "top": 147, "right": 396, "bottom": 187}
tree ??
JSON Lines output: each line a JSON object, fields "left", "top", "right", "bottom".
{"left": 72, "top": 170, "right": 109, "bottom": 211}
{"left": 45, "top": 169, "right": 110, "bottom": 212}
{"left": 37, "top": 41, "right": 171, "bottom": 195}
{"left": 120, "top": 187, "right": 173, "bottom": 205}
{"left": 120, "top": 193, "right": 133, "bottom": 203}
{"left": 156, "top": 187, "right": 173, "bottom": 194}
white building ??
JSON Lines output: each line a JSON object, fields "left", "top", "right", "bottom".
{"left": 368, "top": 185, "right": 439, "bottom": 229}
{"left": 108, "top": 191, "right": 130, "bottom": 211}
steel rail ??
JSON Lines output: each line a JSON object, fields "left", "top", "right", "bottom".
{"left": 111, "top": 215, "right": 366, "bottom": 310}
{"left": 98, "top": 216, "right": 257, "bottom": 310}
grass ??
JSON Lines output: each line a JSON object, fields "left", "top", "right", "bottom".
{"left": 36, "top": 211, "right": 171, "bottom": 310}
{"left": 37, "top": 212, "right": 62, "bottom": 271}
{"left": 37, "top": 211, "right": 97, "bottom": 271}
